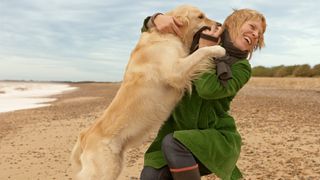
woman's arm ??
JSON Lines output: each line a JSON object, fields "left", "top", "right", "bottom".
{"left": 141, "top": 16, "right": 152, "bottom": 33}
{"left": 194, "top": 60, "right": 251, "bottom": 99}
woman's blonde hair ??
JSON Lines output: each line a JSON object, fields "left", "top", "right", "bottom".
{"left": 223, "top": 9, "right": 267, "bottom": 58}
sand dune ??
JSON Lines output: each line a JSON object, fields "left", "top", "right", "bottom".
{"left": 0, "top": 78, "right": 319, "bottom": 179}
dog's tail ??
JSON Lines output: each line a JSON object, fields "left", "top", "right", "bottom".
{"left": 70, "top": 134, "right": 84, "bottom": 177}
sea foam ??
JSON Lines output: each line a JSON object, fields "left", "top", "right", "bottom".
{"left": 0, "top": 82, "right": 77, "bottom": 113}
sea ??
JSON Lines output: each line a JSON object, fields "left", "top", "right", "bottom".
{"left": 0, "top": 81, "right": 77, "bottom": 113}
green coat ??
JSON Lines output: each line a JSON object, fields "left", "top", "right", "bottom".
{"left": 143, "top": 59, "right": 251, "bottom": 180}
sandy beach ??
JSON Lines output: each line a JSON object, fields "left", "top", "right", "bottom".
{"left": 0, "top": 78, "right": 319, "bottom": 180}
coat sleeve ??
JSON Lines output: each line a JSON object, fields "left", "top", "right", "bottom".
{"left": 194, "top": 60, "right": 251, "bottom": 100}
{"left": 141, "top": 16, "right": 151, "bottom": 33}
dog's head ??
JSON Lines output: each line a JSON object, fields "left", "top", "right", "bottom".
{"left": 166, "top": 5, "right": 218, "bottom": 48}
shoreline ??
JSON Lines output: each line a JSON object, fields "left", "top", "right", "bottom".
{"left": 0, "top": 78, "right": 319, "bottom": 179}
{"left": 0, "top": 82, "right": 78, "bottom": 114}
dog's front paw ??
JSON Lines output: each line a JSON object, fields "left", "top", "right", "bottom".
{"left": 209, "top": 45, "right": 226, "bottom": 58}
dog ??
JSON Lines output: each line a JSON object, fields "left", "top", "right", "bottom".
{"left": 70, "top": 5, "right": 225, "bottom": 180}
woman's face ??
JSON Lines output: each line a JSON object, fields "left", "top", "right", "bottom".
{"left": 232, "top": 19, "right": 264, "bottom": 51}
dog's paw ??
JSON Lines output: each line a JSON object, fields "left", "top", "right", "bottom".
{"left": 208, "top": 45, "right": 226, "bottom": 58}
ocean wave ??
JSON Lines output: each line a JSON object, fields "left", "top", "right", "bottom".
{"left": 0, "top": 82, "right": 77, "bottom": 113}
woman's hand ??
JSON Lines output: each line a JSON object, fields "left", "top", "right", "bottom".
{"left": 153, "top": 14, "right": 183, "bottom": 38}
{"left": 199, "top": 24, "right": 223, "bottom": 48}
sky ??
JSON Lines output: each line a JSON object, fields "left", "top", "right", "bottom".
{"left": 1, "top": 0, "right": 319, "bottom": 82}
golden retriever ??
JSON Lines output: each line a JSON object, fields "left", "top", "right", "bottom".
{"left": 71, "top": 5, "right": 225, "bottom": 180}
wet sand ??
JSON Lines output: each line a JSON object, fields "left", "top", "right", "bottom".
{"left": 0, "top": 78, "right": 319, "bottom": 180}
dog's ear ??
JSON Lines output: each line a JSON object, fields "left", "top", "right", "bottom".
{"left": 166, "top": 9, "right": 189, "bottom": 28}
{"left": 173, "top": 15, "right": 189, "bottom": 28}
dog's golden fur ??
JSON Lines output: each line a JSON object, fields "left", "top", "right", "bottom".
{"left": 71, "top": 5, "right": 225, "bottom": 180}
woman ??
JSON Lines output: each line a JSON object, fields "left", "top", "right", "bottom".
{"left": 140, "top": 8, "right": 267, "bottom": 180}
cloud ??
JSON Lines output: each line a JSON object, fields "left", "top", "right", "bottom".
{"left": 0, "top": 54, "right": 123, "bottom": 81}
{"left": 0, "top": 0, "right": 320, "bottom": 81}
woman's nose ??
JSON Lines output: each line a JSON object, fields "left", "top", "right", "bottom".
{"left": 252, "top": 30, "right": 259, "bottom": 39}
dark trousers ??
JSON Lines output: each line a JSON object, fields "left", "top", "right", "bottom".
{"left": 140, "top": 133, "right": 210, "bottom": 180}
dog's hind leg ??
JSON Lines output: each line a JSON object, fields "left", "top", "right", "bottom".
{"left": 76, "top": 150, "right": 99, "bottom": 180}
{"left": 70, "top": 136, "right": 83, "bottom": 177}
{"left": 76, "top": 137, "right": 124, "bottom": 180}
{"left": 101, "top": 138, "right": 125, "bottom": 180}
